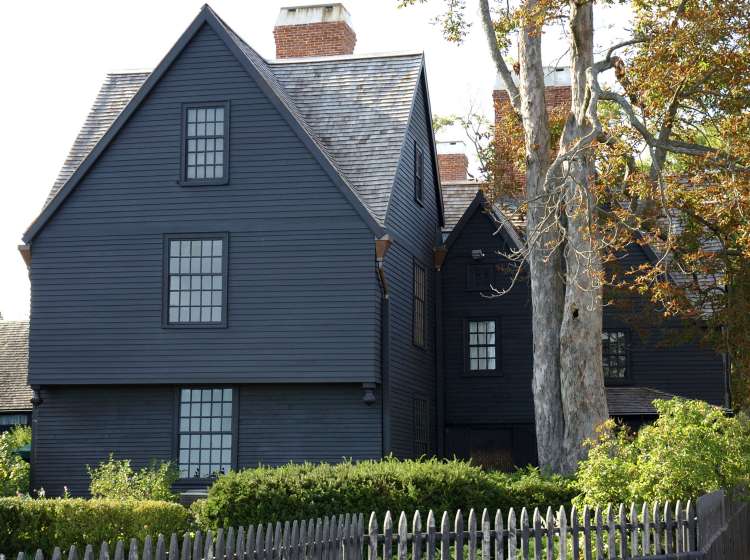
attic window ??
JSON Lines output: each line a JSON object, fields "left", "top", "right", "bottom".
{"left": 182, "top": 103, "right": 229, "bottom": 185}
{"left": 414, "top": 142, "right": 424, "bottom": 204}
{"left": 602, "top": 330, "right": 629, "bottom": 380}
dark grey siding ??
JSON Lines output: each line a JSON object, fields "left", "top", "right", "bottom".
{"left": 237, "top": 384, "right": 381, "bottom": 465}
{"left": 29, "top": 23, "right": 380, "bottom": 386}
{"left": 33, "top": 383, "right": 381, "bottom": 496}
{"left": 440, "top": 204, "right": 725, "bottom": 466}
{"left": 383, "top": 75, "right": 440, "bottom": 457}
{"left": 32, "top": 386, "right": 176, "bottom": 496}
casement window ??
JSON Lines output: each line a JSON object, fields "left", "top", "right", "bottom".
{"left": 414, "top": 142, "right": 424, "bottom": 204}
{"left": 602, "top": 330, "right": 629, "bottom": 379}
{"left": 0, "top": 414, "right": 28, "bottom": 427}
{"left": 467, "top": 319, "right": 497, "bottom": 372}
{"left": 413, "top": 260, "right": 426, "bottom": 348}
{"left": 467, "top": 264, "right": 495, "bottom": 291}
{"left": 413, "top": 396, "right": 429, "bottom": 457}
{"left": 178, "top": 387, "right": 234, "bottom": 479}
{"left": 165, "top": 234, "right": 227, "bottom": 327}
{"left": 182, "top": 104, "right": 228, "bottom": 184}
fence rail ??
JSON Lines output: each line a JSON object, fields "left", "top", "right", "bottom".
{"left": 13, "top": 500, "right": 700, "bottom": 560}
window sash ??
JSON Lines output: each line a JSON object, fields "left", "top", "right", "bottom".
{"left": 183, "top": 103, "right": 228, "bottom": 184}
{"left": 413, "top": 261, "right": 426, "bottom": 347}
{"left": 602, "top": 330, "right": 628, "bottom": 378}
{"left": 178, "top": 387, "right": 234, "bottom": 479}
{"left": 413, "top": 397, "right": 429, "bottom": 456}
{"left": 414, "top": 143, "right": 424, "bottom": 203}
{"left": 467, "top": 320, "right": 497, "bottom": 372}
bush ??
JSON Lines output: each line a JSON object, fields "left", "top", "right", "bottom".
{"left": 3, "top": 425, "right": 31, "bottom": 451}
{"left": 576, "top": 398, "right": 750, "bottom": 508}
{"left": 0, "top": 497, "right": 191, "bottom": 556}
{"left": 192, "top": 458, "right": 578, "bottom": 529}
{"left": 87, "top": 455, "right": 179, "bottom": 501}
{"left": 0, "top": 428, "right": 30, "bottom": 496}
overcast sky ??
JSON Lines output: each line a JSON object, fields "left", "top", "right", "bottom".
{"left": 0, "top": 0, "right": 631, "bottom": 321}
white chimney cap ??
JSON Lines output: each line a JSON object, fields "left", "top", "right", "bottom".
{"left": 494, "top": 66, "right": 570, "bottom": 90}
{"left": 276, "top": 4, "right": 352, "bottom": 27}
{"left": 436, "top": 140, "right": 467, "bottom": 155}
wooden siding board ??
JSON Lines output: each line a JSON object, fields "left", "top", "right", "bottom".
{"left": 383, "top": 75, "right": 440, "bottom": 458}
{"left": 441, "top": 203, "right": 726, "bottom": 460}
{"left": 29, "top": 23, "right": 380, "bottom": 386}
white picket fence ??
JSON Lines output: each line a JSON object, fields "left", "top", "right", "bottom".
{"left": 10, "top": 500, "right": 702, "bottom": 560}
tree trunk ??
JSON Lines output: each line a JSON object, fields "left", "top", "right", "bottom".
{"left": 557, "top": 0, "right": 609, "bottom": 474}
{"left": 518, "top": 1, "right": 566, "bottom": 473}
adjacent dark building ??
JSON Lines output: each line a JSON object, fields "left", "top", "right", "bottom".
{"left": 0, "top": 321, "right": 32, "bottom": 432}
{"left": 20, "top": 4, "right": 727, "bottom": 495}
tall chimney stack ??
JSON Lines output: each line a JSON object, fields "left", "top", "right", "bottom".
{"left": 437, "top": 141, "right": 469, "bottom": 183}
{"left": 274, "top": 4, "right": 356, "bottom": 59}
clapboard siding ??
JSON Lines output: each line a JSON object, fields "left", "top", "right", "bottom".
{"left": 383, "top": 75, "right": 439, "bottom": 457}
{"left": 32, "top": 384, "right": 381, "bottom": 496}
{"left": 32, "top": 386, "right": 176, "bottom": 496}
{"left": 237, "top": 384, "right": 381, "bottom": 465}
{"left": 29, "top": 23, "right": 380, "bottom": 385}
{"left": 441, "top": 203, "right": 725, "bottom": 463}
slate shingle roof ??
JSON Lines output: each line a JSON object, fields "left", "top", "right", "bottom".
{"left": 605, "top": 386, "right": 676, "bottom": 417}
{"left": 0, "top": 321, "right": 32, "bottom": 413}
{"left": 42, "top": 12, "right": 424, "bottom": 225}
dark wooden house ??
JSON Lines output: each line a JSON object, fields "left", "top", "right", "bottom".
{"left": 20, "top": 4, "right": 727, "bottom": 495}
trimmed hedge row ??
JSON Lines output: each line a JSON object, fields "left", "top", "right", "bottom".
{"left": 0, "top": 498, "right": 191, "bottom": 556}
{"left": 192, "top": 459, "right": 579, "bottom": 529}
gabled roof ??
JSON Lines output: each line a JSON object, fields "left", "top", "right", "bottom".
{"left": 0, "top": 321, "right": 32, "bottom": 413}
{"left": 25, "top": 5, "right": 438, "bottom": 242}
{"left": 605, "top": 386, "right": 677, "bottom": 417}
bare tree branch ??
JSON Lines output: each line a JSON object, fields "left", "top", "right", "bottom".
{"left": 478, "top": 0, "right": 521, "bottom": 115}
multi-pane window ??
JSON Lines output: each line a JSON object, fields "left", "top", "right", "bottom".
{"left": 467, "top": 264, "right": 495, "bottom": 291}
{"left": 185, "top": 105, "right": 226, "bottom": 182}
{"left": 468, "top": 320, "right": 497, "bottom": 372}
{"left": 414, "top": 143, "right": 424, "bottom": 203}
{"left": 413, "top": 260, "right": 426, "bottom": 348}
{"left": 602, "top": 330, "right": 628, "bottom": 379}
{"left": 167, "top": 237, "right": 226, "bottom": 325}
{"left": 413, "top": 397, "right": 429, "bottom": 457}
{"left": 178, "top": 388, "right": 234, "bottom": 479}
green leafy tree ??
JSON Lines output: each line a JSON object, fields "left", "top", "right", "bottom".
{"left": 0, "top": 428, "right": 30, "bottom": 496}
{"left": 87, "top": 455, "right": 179, "bottom": 502}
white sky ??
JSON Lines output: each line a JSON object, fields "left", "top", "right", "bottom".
{"left": 0, "top": 0, "right": 631, "bottom": 321}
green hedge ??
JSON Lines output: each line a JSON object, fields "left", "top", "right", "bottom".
{"left": 192, "top": 458, "right": 579, "bottom": 529}
{"left": 0, "top": 498, "right": 191, "bottom": 556}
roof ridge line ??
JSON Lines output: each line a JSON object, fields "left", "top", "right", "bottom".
{"left": 268, "top": 50, "right": 424, "bottom": 64}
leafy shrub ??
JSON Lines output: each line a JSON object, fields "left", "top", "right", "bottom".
{"left": 192, "top": 458, "right": 578, "bottom": 529}
{"left": 576, "top": 399, "right": 750, "bottom": 507}
{"left": 0, "top": 497, "right": 190, "bottom": 556}
{"left": 3, "top": 425, "right": 31, "bottom": 451}
{"left": 0, "top": 428, "right": 30, "bottom": 496}
{"left": 87, "top": 455, "right": 179, "bottom": 502}
{"left": 488, "top": 466, "right": 579, "bottom": 512}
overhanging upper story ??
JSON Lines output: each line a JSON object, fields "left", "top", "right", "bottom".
{"left": 23, "top": 5, "right": 443, "bottom": 387}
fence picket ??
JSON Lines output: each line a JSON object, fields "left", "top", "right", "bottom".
{"left": 128, "top": 539, "right": 137, "bottom": 560}
{"left": 383, "top": 512, "right": 393, "bottom": 560}
{"left": 545, "top": 507, "right": 554, "bottom": 560}
{"left": 454, "top": 510, "right": 464, "bottom": 560}
{"left": 312, "top": 519, "right": 321, "bottom": 560}
{"left": 507, "top": 509, "right": 517, "bottom": 560}
{"left": 115, "top": 540, "right": 125, "bottom": 560}
{"left": 629, "top": 503, "right": 638, "bottom": 558}
{"left": 532, "top": 508, "right": 542, "bottom": 560}
{"left": 641, "top": 503, "right": 650, "bottom": 557}
{"left": 84, "top": 545, "right": 94, "bottom": 560}
{"left": 52, "top": 548, "right": 62, "bottom": 560}
{"left": 236, "top": 529, "right": 246, "bottom": 560}
{"left": 468, "top": 509, "right": 477, "bottom": 560}
{"left": 246, "top": 527, "right": 256, "bottom": 560}
{"left": 675, "top": 500, "right": 684, "bottom": 553}
{"left": 686, "top": 500, "right": 697, "bottom": 552}
{"left": 216, "top": 530, "right": 225, "bottom": 560}
{"left": 594, "top": 506, "right": 603, "bottom": 560}
{"left": 205, "top": 531, "right": 214, "bottom": 560}
{"left": 264, "top": 523, "right": 273, "bottom": 560}
{"left": 617, "top": 504, "right": 627, "bottom": 560}
{"left": 571, "top": 506, "right": 580, "bottom": 560}
{"left": 398, "top": 512, "right": 408, "bottom": 560}
{"left": 480, "top": 509, "right": 490, "bottom": 560}
{"left": 606, "top": 505, "right": 615, "bottom": 560}
{"left": 558, "top": 507, "right": 567, "bottom": 560}
{"left": 664, "top": 501, "right": 673, "bottom": 554}
{"left": 494, "top": 509, "right": 504, "bottom": 560}
{"left": 440, "top": 512, "right": 450, "bottom": 560}
{"left": 290, "top": 521, "right": 299, "bottom": 560}
{"left": 520, "top": 508, "right": 530, "bottom": 560}
{"left": 143, "top": 536, "right": 153, "bottom": 560}
{"left": 582, "top": 505, "right": 592, "bottom": 560}
{"left": 368, "top": 513, "right": 378, "bottom": 560}
{"left": 426, "top": 510, "right": 436, "bottom": 560}
{"left": 156, "top": 535, "right": 166, "bottom": 560}
{"left": 16, "top": 553, "right": 25, "bottom": 560}
{"left": 273, "top": 523, "right": 282, "bottom": 560}
{"left": 169, "top": 534, "right": 179, "bottom": 560}
{"left": 413, "top": 511, "right": 423, "bottom": 560}
{"left": 652, "top": 503, "right": 661, "bottom": 555}
{"left": 100, "top": 542, "right": 111, "bottom": 560}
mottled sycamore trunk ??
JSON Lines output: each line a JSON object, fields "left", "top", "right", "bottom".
{"left": 557, "top": 1, "right": 608, "bottom": 473}
{"left": 519, "top": 2, "right": 566, "bottom": 473}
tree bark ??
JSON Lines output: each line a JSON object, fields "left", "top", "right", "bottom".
{"left": 518, "top": 1, "right": 566, "bottom": 473}
{"left": 557, "top": 0, "right": 608, "bottom": 473}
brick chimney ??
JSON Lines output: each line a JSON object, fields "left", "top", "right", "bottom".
{"left": 437, "top": 141, "right": 469, "bottom": 183}
{"left": 493, "top": 67, "right": 571, "bottom": 193}
{"left": 274, "top": 4, "right": 356, "bottom": 59}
